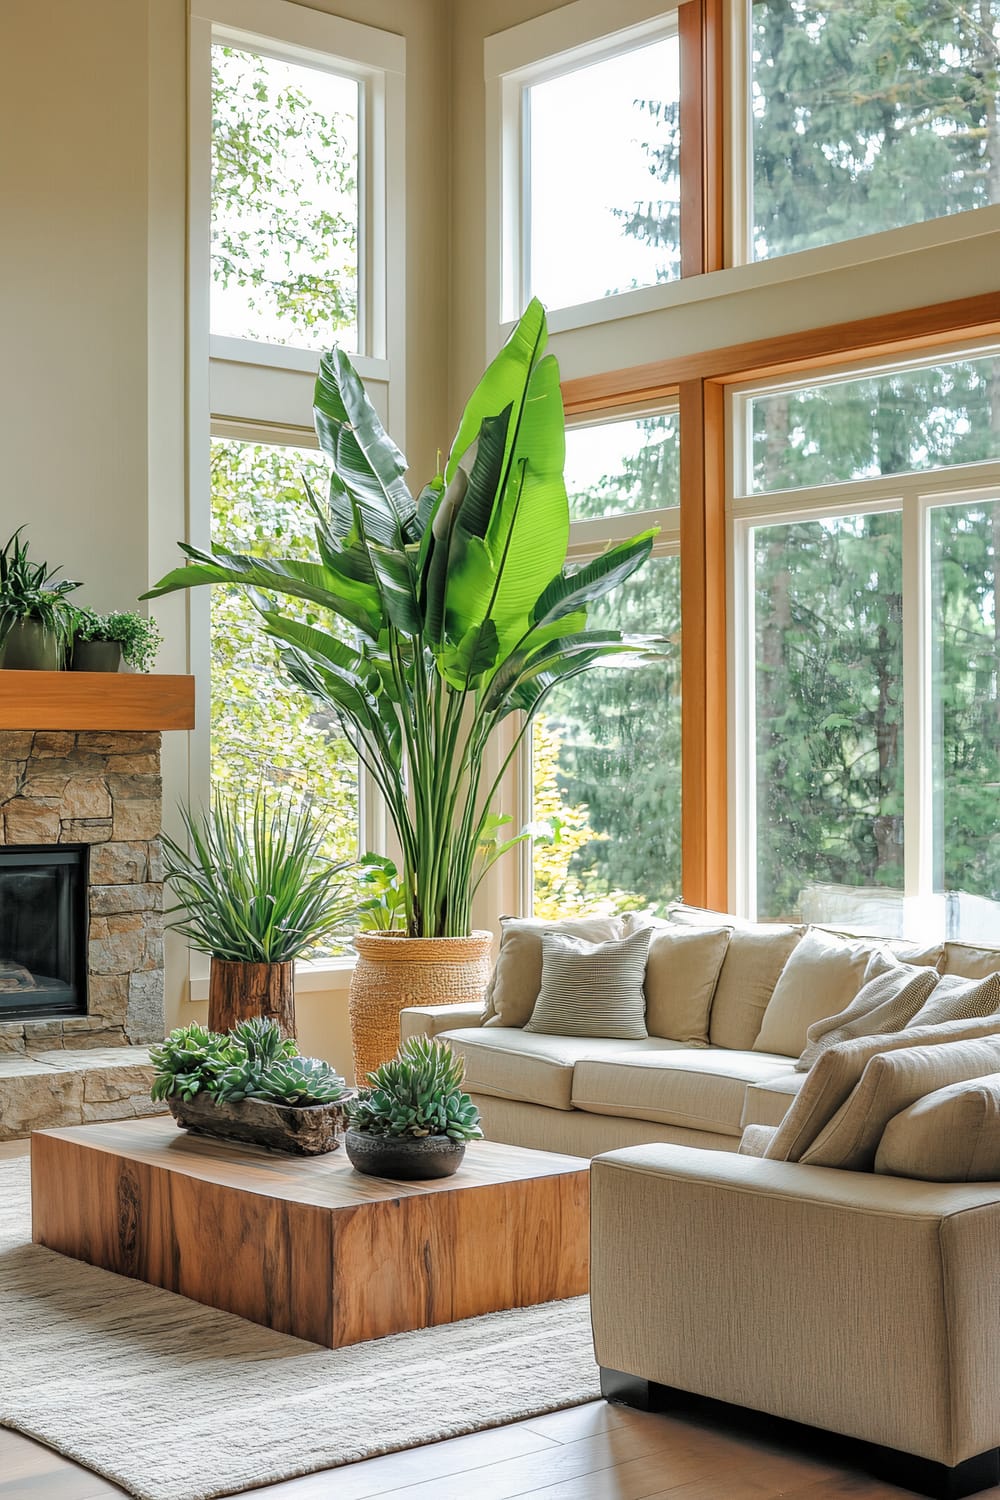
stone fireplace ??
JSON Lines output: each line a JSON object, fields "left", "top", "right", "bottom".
{"left": 0, "top": 674, "right": 193, "bottom": 1137}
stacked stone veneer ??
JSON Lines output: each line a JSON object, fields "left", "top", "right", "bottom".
{"left": 0, "top": 729, "right": 165, "bottom": 1053}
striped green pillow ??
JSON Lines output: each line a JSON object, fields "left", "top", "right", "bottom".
{"left": 524, "top": 926, "right": 652, "bottom": 1039}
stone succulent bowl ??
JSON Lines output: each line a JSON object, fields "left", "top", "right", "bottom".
{"left": 168, "top": 1091, "right": 353, "bottom": 1156}
{"left": 343, "top": 1128, "right": 466, "bottom": 1180}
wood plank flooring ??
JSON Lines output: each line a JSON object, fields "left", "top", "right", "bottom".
{"left": 3, "top": 1136, "right": 997, "bottom": 1500}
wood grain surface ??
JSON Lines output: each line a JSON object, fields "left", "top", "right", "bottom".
{"left": 0, "top": 672, "right": 195, "bottom": 730}
{"left": 31, "top": 1117, "right": 589, "bottom": 1347}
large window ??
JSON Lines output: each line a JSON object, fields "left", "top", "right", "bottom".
{"left": 750, "top": 0, "right": 1000, "bottom": 261}
{"left": 531, "top": 412, "right": 681, "bottom": 919}
{"left": 734, "top": 349, "right": 1000, "bottom": 941}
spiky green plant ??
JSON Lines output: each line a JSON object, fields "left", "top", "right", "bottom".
{"left": 345, "top": 1037, "right": 483, "bottom": 1141}
{"left": 145, "top": 300, "right": 664, "bottom": 937}
{"left": 161, "top": 789, "right": 358, "bottom": 962}
{"left": 0, "top": 528, "right": 80, "bottom": 647}
{"left": 150, "top": 1018, "right": 347, "bottom": 1107}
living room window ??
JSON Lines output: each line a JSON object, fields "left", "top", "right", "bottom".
{"left": 530, "top": 410, "right": 681, "bottom": 919}
{"left": 744, "top": 0, "right": 1000, "bottom": 263}
{"left": 732, "top": 346, "right": 1000, "bottom": 942}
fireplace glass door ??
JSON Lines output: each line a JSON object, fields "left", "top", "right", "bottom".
{"left": 0, "top": 846, "right": 87, "bottom": 1018}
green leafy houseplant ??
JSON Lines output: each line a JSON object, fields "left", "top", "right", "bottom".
{"left": 146, "top": 300, "right": 660, "bottom": 938}
{"left": 346, "top": 1037, "right": 483, "bottom": 1142}
{"left": 0, "top": 528, "right": 81, "bottom": 668}
{"left": 73, "top": 608, "right": 162, "bottom": 672}
{"left": 161, "top": 789, "right": 356, "bottom": 965}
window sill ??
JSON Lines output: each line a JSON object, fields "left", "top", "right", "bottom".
{"left": 187, "top": 955, "right": 356, "bottom": 1005}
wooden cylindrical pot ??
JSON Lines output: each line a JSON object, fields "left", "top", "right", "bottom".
{"left": 208, "top": 958, "right": 295, "bottom": 1036}
{"left": 349, "top": 931, "right": 493, "bottom": 1086}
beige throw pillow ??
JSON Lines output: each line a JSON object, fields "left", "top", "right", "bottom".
{"left": 875, "top": 1072, "right": 1000, "bottom": 1182}
{"left": 800, "top": 1034, "right": 1000, "bottom": 1171}
{"left": 907, "top": 970, "right": 1000, "bottom": 1029}
{"left": 794, "top": 952, "right": 939, "bottom": 1072}
{"left": 524, "top": 926, "right": 652, "bottom": 1039}
{"left": 483, "top": 914, "right": 624, "bottom": 1028}
{"left": 764, "top": 1012, "right": 1000, "bottom": 1163}
{"left": 665, "top": 905, "right": 804, "bottom": 1050}
{"left": 623, "top": 918, "right": 730, "bottom": 1044}
{"left": 753, "top": 927, "right": 878, "bottom": 1058}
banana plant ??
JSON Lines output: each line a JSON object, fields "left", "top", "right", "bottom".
{"left": 145, "top": 300, "right": 662, "bottom": 937}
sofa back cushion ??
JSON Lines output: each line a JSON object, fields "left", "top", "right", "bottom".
{"left": 943, "top": 941, "right": 1000, "bottom": 980}
{"left": 794, "top": 952, "right": 940, "bottom": 1072}
{"left": 801, "top": 1035, "right": 1000, "bottom": 1171}
{"left": 753, "top": 927, "right": 879, "bottom": 1058}
{"left": 483, "top": 914, "right": 624, "bottom": 1028}
{"left": 665, "top": 905, "right": 803, "bottom": 1050}
{"left": 907, "top": 970, "right": 1000, "bottom": 1029}
{"left": 623, "top": 917, "right": 731, "bottom": 1044}
{"left": 524, "top": 926, "right": 652, "bottom": 1040}
{"left": 763, "top": 1012, "right": 1000, "bottom": 1163}
{"left": 874, "top": 1072, "right": 1000, "bottom": 1182}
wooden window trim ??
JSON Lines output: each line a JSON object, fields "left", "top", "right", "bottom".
{"left": 678, "top": 0, "right": 724, "bottom": 278}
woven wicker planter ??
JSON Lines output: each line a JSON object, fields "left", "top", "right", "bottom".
{"left": 349, "top": 931, "right": 493, "bottom": 1085}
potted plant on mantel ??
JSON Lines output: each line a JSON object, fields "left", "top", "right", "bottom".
{"left": 71, "top": 608, "right": 163, "bottom": 673}
{"left": 0, "top": 528, "right": 80, "bottom": 671}
{"left": 145, "top": 299, "right": 661, "bottom": 1081}
{"left": 161, "top": 789, "right": 358, "bottom": 1038}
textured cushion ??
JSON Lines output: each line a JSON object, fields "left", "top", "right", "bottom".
{"left": 441, "top": 1027, "right": 688, "bottom": 1111}
{"left": 525, "top": 926, "right": 651, "bottom": 1039}
{"left": 795, "top": 952, "right": 940, "bottom": 1071}
{"left": 741, "top": 1073, "right": 805, "bottom": 1129}
{"left": 753, "top": 927, "right": 878, "bottom": 1058}
{"left": 801, "top": 1035, "right": 1000, "bottom": 1171}
{"left": 483, "top": 914, "right": 624, "bottom": 1028}
{"left": 943, "top": 942, "right": 1000, "bottom": 981}
{"left": 572, "top": 1049, "right": 795, "bottom": 1137}
{"left": 739, "top": 1123, "right": 778, "bottom": 1157}
{"left": 908, "top": 971, "right": 1000, "bottom": 1028}
{"left": 875, "top": 1073, "right": 1000, "bottom": 1182}
{"left": 623, "top": 918, "right": 730, "bottom": 1044}
{"left": 764, "top": 1013, "right": 1000, "bottom": 1163}
{"left": 665, "top": 906, "right": 804, "bottom": 1051}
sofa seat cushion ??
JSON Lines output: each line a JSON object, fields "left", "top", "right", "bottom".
{"left": 439, "top": 1028, "right": 691, "bottom": 1112}
{"left": 741, "top": 1072, "right": 805, "bottom": 1129}
{"left": 571, "top": 1049, "right": 796, "bottom": 1136}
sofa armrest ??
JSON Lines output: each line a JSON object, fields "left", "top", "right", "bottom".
{"left": 399, "top": 1003, "right": 485, "bottom": 1043}
{"left": 591, "top": 1144, "right": 1000, "bottom": 1467}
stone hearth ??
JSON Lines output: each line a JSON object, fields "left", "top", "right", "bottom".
{"left": 0, "top": 728, "right": 167, "bottom": 1137}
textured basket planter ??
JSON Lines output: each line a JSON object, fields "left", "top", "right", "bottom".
{"left": 167, "top": 1090, "right": 352, "bottom": 1155}
{"left": 0, "top": 620, "right": 65, "bottom": 671}
{"left": 349, "top": 931, "right": 493, "bottom": 1084}
{"left": 208, "top": 958, "right": 295, "bottom": 1037}
{"left": 71, "top": 638, "right": 122, "bottom": 672}
{"left": 344, "top": 1128, "right": 467, "bottom": 1180}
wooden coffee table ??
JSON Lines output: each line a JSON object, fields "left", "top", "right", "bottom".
{"left": 30, "top": 1116, "right": 589, "bottom": 1347}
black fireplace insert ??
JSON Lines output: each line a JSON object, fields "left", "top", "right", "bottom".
{"left": 0, "top": 845, "right": 88, "bottom": 1019}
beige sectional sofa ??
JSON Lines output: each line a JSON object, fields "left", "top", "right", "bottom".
{"left": 400, "top": 907, "right": 999, "bottom": 1158}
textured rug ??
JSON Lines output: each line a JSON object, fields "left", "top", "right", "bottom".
{"left": 0, "top": 1156, "right": 599, "bottom": 1500}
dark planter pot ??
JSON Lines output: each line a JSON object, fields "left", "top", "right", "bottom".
{"left": 0, "top": 619, "right": 65, "bottom": 671}
{"left": 167, "top": 1090, "right": 353, "bottom": 1155}
{"left": 344, "top": 1128, "right": 467, "bottom": 1180}
{"left": 71, "top": 638, "right": 122, "bottom": 672}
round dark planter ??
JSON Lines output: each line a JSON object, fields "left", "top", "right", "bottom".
{"left": 344, "top": 1128, "right": 467, "bottom": 1180}
{"left": 72, "top": 638, "right": 122, "bottom": 672}
{"left": 1, "top": 619, "right": 65, "bottom": 671}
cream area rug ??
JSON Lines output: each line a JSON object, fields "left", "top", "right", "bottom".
{"left": 0, "top": 1157, "right": 599, "bottom": 1500}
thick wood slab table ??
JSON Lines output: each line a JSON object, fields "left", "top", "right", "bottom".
{"left": 30, "top": 1117, "right": 590, "bottom": 1347}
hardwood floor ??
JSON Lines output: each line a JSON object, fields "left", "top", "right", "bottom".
{"left": 3, "top": 1136, "right": 997, "bottom": 1500}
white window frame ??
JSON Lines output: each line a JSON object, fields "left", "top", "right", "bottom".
{"left": 728, "top": 342, "right": 1000, "bottom": 937}
{"left": 185, "top": 0, "right": 404, "bottom": 995}
{"left": 484, "top": 0, "right": 683, "bottom": 351}
{"left": 521, "top": 402, "right": 682, "bottom": 915}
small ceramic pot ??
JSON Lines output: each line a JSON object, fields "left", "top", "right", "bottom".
{"left": 71, "top": 638, "right": 122, "bottom": 672}
{"left": 344, "top": 1128, "right": 467, "bottom": 1180}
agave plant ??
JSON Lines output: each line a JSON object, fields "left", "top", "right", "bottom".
{"left": 146, "top": 300, "right": 662, "bottom": 937}
{"left": 150, "top": 1018, "right": 348, "bottom": 1108}
{"left": 161, "top": 789, "right": 357, "bottom": 962}
{"left": 346, "top": 1037, "right": 483, "bottom": 1141}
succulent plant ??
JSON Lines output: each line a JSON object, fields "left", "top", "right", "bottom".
{"left": 150, "top": 1019, "right": 347, "bottom": 1108}
{"left": 345, "top": 1037, "right": 483, "bottom": 1142}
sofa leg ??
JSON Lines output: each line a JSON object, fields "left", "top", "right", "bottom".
{"left": 877, "top": 1447, "right": 1000, "bottom": 1500}
{"left": 599, "top": 1367, "right": 677, "bottom": 1413}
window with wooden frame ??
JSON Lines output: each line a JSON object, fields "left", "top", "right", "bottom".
{"left": 186, "top": 0, "right": 404, "bottom": 974}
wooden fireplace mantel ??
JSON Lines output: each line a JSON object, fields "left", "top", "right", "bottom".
{"left": 0, "top": 672, "right": 195, "bottom": 731}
